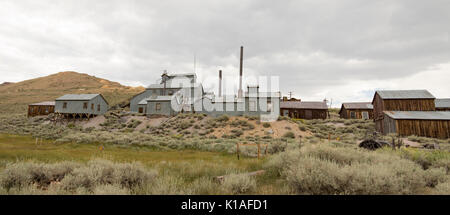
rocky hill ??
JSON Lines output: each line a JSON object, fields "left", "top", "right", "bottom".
{"left": 0, "top": 71, "right": 144, "bottom": 114}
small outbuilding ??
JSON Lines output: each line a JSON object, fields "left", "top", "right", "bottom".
{"left": 280, "top": 101, "right": 328, "bottom": 119}
{"left": 435, "top": 98, "right": 450, "bottom": 111}
{"left": 27, "top": 101, "right": 55, "bottom": 117}
{"left": 339, "top": 102, "right": 373, "bottom": 119}
{"left": 382, "top": 111, "right": 450, "bottom": 139}
{"left": 55, "top": 94, "right": 109, "bottom": 118}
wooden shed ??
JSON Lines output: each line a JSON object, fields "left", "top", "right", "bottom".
{"left": 372, "top": 90, "right": 436, "bottom": 133}
{"left": 27, "top": 101, "right": 55, "bottom": 117}
{"left": 280, "top": 101, "right": 328, "bottom": 119}
{"left": 435, "top": 98, "right": 450, "bottom": 111}
{"left": 55, "top": 94, "right": 109, "bottom": 118}
{"left": 382, "top": 111, "right": 450, "bottom": 139}
{"left": 339, "top": 102, "right": 373, "bottom": 119}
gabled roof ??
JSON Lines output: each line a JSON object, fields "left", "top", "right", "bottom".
{"left": 435, "top": 98, "right": 450, "bottom": 109}
{"left": 280, "top": 101, "right": 328, "bottom": 110}
{"left": 384, "top": 111, "right": 450, "bottom": 120}
{"left": 146, "top": 96, "right": 173, "bottom": 101}
{"left": 56, "top": 94, "right": 99, "bottom": 100}
{"left": 342, "top": 102, "right": 373, "bottom": 109}
{"left": 29, "top": 101, "right": 55, "bottom": 106}
{"left": 375, "top": 90, "right": 435, "bottom": 100}
{"left": 55, "top": 94, "right": 109, "bottom": 105}
{"left": 138, "top": 98, "right": 149, "bottom": 105}
{"left": 339, "top": 102, "right": 373, "bottom": 114}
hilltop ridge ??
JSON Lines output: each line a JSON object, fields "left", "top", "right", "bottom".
{"left": 0, "top": 71, "right": 145, "bottom": 114}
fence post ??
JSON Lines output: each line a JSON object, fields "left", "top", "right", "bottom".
{"left": 257, "top": 143, "right": 260, "bottom": 159}
{"left": 236, "top": 143, "right": 240, "bottom": 160}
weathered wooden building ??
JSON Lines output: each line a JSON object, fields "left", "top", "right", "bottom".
{"left": 280, "top": 101, "right": 328, "bottom": 119}
{"left": 372, "top": 90, "right": 436, "bottom": 133}
{"left": 339, "top": 102, "right": 373, "bottom": 119}
{"left": 435, "top": 98, "right": 450, "bottom": 111}
{"left": 27, "top": 101, "right": 55, "bottom": 117}
{"left": 55, "top": 94, "right": 109, "bottom": 118}
{"left": 382, "top": 111, "right": 450, "bottom": 139}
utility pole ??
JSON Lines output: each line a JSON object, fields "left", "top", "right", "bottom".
{"left": 288, "top": 92, "right": 293, "bottom": 100}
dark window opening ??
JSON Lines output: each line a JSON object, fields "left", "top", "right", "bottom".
{"left": 63, "top": 102, "right": 67, "bottom": 109}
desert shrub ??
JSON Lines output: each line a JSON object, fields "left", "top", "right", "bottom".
{"left": 266, "top": 143, "right": 439, "bottom": 194}
{"left": 262, "top": 122, "right": 271, "bottom": 128}
{"left": 220, "top": 173, "right": 256, "bottom": 194}
{"left": 231, "top": 129, "right": 244, "bottom": 137}
{"left": 143, "top": 175, "right": 186, "bottom": 195}
{"left": 298, "top": 124, "right": 307, "bottom": 131}
{"left": 433, "top": 181, "right": 450, "bottom": 194}
{"left": 216, "top": 115, "right": 229, "bottom": 122}
{"left": 187, "top": 177, "right": 218, "bottom": 195}
{"left": 282, "top": 131, "right": 295, "bottom": 139}
{"left": 1, "top": 159, "right": 157, "bottom": 194}
{"left": 423, "top": 168, "right": 448, "bottom": 187}
{"left": 0, "top": 161, "right": 80, "bottom": 191}
{"left": 93, "top": 184, "right": 130, "bottom": 195}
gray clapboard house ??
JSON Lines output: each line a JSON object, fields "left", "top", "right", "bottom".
{"left": 55, "top": 94, "right": 109, "bottom": 118}
{"left": 130, "top": 72, "right": 203, "bottom": 116}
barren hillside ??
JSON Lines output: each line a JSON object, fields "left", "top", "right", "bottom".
{"left": 0, "top": 71, "right": 144, "bottom": 114}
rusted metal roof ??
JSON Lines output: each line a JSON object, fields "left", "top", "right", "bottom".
{"left": 280, "top": 101, "right": 328, "bottom": 110}
{"left": 376, "top": 90, "right": 435, "bottom": 99}
{"left": 384, "top": 111, "right": 450, "bottom": 120}
{"left": 435, "top": 98, "right": 450, "bottom": 108}
{"left": 342, "top": 102, "right": 373, "bottom": 109}
{"left": 29, "top": 101, "right": 55, "bottom": 106}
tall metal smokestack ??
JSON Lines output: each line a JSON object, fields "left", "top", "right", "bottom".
{"left": 238, "top": 46, "right": 244, "bottom": 98}
{"left": 218, "top": 70, "right": 222, "bottom": 97}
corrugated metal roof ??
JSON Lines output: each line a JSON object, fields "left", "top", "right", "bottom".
{"left": 280, "top": 101, "right": 328, "bottom": 110}
{"left": 29, "top": 101, "right": 55, "bottom": 106}
{"left": 146, "top": 96, "right": 173, "bottom": 101}
{"left": 435, "top": 98, "right": 450, "bottom": 108}
{"left": 342, "top": 102, "right": 373, "bottom": 109}
{"left": 384, "top": 111, "right": 450, "bottom": 120}
{"left": 55, "top": 94, "right": 100, "bottom": 101}
{"left": 376, "top": 90, "right": 435, "bottom": 99}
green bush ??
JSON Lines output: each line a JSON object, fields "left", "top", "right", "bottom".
{"left": 282, "top": 132, "right": 295, "bottom": 139}
{"left": 262, "top": 122, "right": 271, "bottom": 128}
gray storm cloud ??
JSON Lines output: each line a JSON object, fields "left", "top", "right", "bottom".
{"left": 0, "top": 0, "right": 449, "bottom": 107}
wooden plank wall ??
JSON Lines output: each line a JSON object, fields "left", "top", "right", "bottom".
{"left": 340, "top": 109, "right": 373, "bottom": 119}
{"left": 383, "top": 99, "right": 435, "bottom": 111}
{"left": 280, "top": 108, "right": 327, "bottom": 119}
{"left": 395, "top": 119, "right": 450, "bottom": 139}
{"left": 27, "top": 105, "right": 55, "bottom": 117}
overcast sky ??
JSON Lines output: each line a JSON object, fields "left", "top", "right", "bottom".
{"left": 1, "top": 0, "right": 449, "bottom": 107}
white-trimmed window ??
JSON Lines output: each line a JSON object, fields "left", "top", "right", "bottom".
{"left": 156, "top": 103, "right": 161, "bottom": 111}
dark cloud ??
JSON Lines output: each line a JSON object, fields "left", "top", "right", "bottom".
{"left": 0, "top": 0, "right": 449, "bottom": 106}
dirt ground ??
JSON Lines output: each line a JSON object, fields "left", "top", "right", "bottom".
{"left": 210, "top": 116, "right": 311, "bottom": 138}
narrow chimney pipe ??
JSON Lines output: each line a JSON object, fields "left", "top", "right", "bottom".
{"left": 219, "top": 70, "right": 222, "bottom": 97}
{"left": 238, "top": 46, "right": 244, "bottom": 98}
